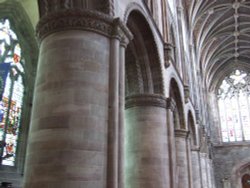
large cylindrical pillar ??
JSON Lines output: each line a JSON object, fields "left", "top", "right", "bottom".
{"left": 125, "top": 94, "right": 170, "bottom": 188}
{"left": 23, "top": 5, "right": 131, "bottom": 188}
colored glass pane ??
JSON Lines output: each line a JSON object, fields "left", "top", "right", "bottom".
{"left": 0, "top": 19, "right": 24, "bottom": 166}
{"left": 217, "top": 70, "right": 250, "bottom": 142}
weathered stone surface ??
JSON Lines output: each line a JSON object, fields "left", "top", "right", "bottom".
{"left": 125, "top": 99, "right": 171, "bottom": 188}
{"left": 23, "top": 30, "right": 110, "bottom": 188}
{"left": 213, "top": 143, "right": 250, "bottom": 188}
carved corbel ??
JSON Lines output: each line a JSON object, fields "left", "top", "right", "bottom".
{"left": 164, "top": 42, "right": 176, "bottom": 68}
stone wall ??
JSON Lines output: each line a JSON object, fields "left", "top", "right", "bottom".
{"left": 213, "top": 143, "right": 250, "bottom": 188}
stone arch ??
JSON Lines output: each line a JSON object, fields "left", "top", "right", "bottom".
{"left": 169, "top": 78, "right": 185, "bottom": 129}
{"left": 242, "top": 174, "right": 250, "bottom": 188}
{"left": 231, "top": 159, "right": 250, "bottom": 188}
{"left": 124, "top": 5, "right": 164, "bottom": 96}
{"left": 0, "top": 0, "right": 38, "bottom": 175}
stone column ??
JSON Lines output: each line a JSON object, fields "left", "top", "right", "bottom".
{"left": 207, "top": 158, "right": 215, "bottom": 188}
{"left": 166, "top": 98, "right": 177, "bottom": 188}
{"left": 118, "top": 38, "right": 129, "bottom": 188}
{"left": 200, "top": 153, "right": 209, "bottom": 188}
{"left": 191, "top": 147, "right": 202, "bottom": 188}
{"left": 175, "top": 129, "right": 190, "bottom": 188}
{"left": 125, "top": 94, "right": 170, "bottom": 188}
{"left": 23, "top": 4, "right": 131, "bottom": 188}
{"left": 187, "top": 134, "right": 194, "bottom": 188}
{"left": 210, "top": 161, "right": 216, "bottom": 188}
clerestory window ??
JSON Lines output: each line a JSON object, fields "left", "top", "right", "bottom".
{"left": 0, "top": 19, "right": 24, "bottom": 166}
{"left": 217, "top": 69, "right": 250, "bottom": 142}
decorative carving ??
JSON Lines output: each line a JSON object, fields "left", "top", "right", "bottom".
{"left": 112, "top": 18, "right": 133, "bottom": 41}
{"left": 36, "top": 9, "right": 132, "bottom": 42}
{"left": 125, "top": 94, "right": 167, "bottom": 109}
{"left": 38, "top": 0, "right": 113, "bottom": 16}
{"left": 164, "top": 42, "right": 175, "bottom": 68}
{"left": 98, "top": 0, "right": 114, "bottom": 16}
{"left": 109, "top": 0, "right": 115, "bottom": 16}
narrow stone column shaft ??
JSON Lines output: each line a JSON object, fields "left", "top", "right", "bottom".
{"left": 118, "top": 41, "right": 127, "bottom": 188}
{"left": 166, "top": 98, "right": 177, "bottom": 188}
{"left": 107, "top": 36, "right": 120, "bottom": 188}
{"left": 191, "top": 149, "right": 202, "bottom": 188}
{"left": 200, "top": 153, "right": 209, "bottom": 188}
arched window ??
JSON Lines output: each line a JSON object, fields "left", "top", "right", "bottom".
{"left": 0, "top": 19, "right": 24, "bottom": 166}
{"left": 217, "top": 70, "right": 250, "bottom": 142}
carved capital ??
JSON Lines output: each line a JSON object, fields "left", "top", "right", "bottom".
{"left": 36, "top": 9, "right": 132, "bottom": 42}
{"left": 112, "top": 18, "right": 133, "bottom": 42}
{"left": 38, "top": 0, "right": 113, "bottom": 17}
{"left": 166, "top": 97, "right": 176, "bottom": 112}
{"left": 125, "top": 94, "right": 167, "bottom": 109}
{"left": 175, "top": 129, "right": 189, "bottom": 138}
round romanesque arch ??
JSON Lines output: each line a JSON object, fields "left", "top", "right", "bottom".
{"left": 124, "top": 4, "right": 164, "bottom": 96}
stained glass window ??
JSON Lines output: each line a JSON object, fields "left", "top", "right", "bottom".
{"left": 217, "top": 70, "right": 250, "bottom": 142}
{"left": 0, "top": 19, "right": 24, "bottom": 166}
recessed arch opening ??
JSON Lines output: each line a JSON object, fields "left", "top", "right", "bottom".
{"left": 125, "top": 10, "right": 163, "bottom": 96}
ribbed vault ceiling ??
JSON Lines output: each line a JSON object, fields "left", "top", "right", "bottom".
{"left": 189, "top": 0, "right": 250, "bottom": 89}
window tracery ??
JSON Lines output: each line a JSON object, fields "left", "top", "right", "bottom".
{"left": 218, "top": 70, "right": 250, "bottom": 142}
{"left": 0, "top": 19, "right": 24, "bottom": 166}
